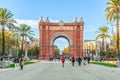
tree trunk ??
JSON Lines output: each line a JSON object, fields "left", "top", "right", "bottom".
{"left": 2, "top": 25, "right": 5, "bottom": 57}
{"left": 101, "top": 38, "right": 104, "bottom": 57}
{"left": 116, "top": 14, "right": 119, "bottom": 60}
{"left": 102, "top": 38, "right": 104, "bottom": 51}
{"left": 104, "top": 39, "right": 106, "bottom": 51}
{"left": 15, "top": 39, "right": 18, "bottom": 57}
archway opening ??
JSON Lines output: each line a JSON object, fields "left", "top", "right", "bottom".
{"left": 53, "top": 37, "right": 70, "bottom": 58}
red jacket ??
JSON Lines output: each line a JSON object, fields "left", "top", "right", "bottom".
{"left": 61, "top": 57, "right": 65, "bottom": 63}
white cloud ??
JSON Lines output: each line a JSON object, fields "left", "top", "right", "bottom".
{"left": 15, "top": 19, "right": 39, "bottom": 38}
{"left": 15, "top": 19, "right": 59, "bottom": 28}
{"left": 15, "top": 19, "right": 60, "bottom": 38}
{"left": 84, "top": 25, "right": 97, "bottom": 32}
{"left": 15, "top": 19, "right": 38, "bottom": 29}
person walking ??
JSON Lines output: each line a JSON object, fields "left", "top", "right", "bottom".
{"left": 71, "top": 56, "right": 75, "bottom": 67}
{"left": 87, "top": 56, "right": 91, "bottom": 64}
{"left": 83, "top": 56, "right": 87, "bottom": 65}
{"left": 20, "top": 58, "right": 24, "bottom": 70}
{"left": 61, "top": 56, "right": 65, "bottom": 68}
{"left": 77, "top": 56, "right": 82, "bottom": 66}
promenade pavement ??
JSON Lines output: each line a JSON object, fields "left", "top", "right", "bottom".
{"left": 0, "top": 61, "right": 120, "bottom": 80}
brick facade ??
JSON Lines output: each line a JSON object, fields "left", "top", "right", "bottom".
{"left": 38, "top": 17, "right": 84, "bottom": 59}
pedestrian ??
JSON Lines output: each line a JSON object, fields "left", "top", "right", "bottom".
{"left": 71, "top": 56, "right": 75, "bottom": 67}
{"left": 87, "top": 56, "right": 91, "bottom": 64}
{"left": 61, "top": 56, "right": 65, "bottom": 68}
{"left": 0, "top": 57, "right": 3, "bottom": 61}
{"left": 83, "top": 56, "right": 87, "bottom": 65}
{"left": 20, "top": 58, "right": 24, "bottom": 70}
{"left": 77, "top": 56, "right": 82, "bottom": 66}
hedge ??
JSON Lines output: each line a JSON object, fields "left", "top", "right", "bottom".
{"left": 90, "top": 61, "right": 117, "bottom": 67}
{"left": 9, "top": 61, "right": 35, "bottom": 68}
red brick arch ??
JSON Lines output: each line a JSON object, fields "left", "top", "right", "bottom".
{"left": 38, "top": 17, "right": 84, "bottom": 59}
{"left": 50, "top": 32, "right": 73, "bottom": 47}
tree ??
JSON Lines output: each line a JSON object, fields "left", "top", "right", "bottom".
{"left": 4, "top": 30, "right": 14, "bottom": 56}
{"left": 53, "top": 48, "right": 59, "bottom": 56}
{"left": 105, "top": 48, "right": 117, "bottom": 58}
{"left": 53, "top": 45, "right": 60, "bottom": 56}
{"left": 96, "top": 26, "right": 110, "bottom": 56}
{"left": 12, "top": 29, "right": 21, "bottom": 57}
{"left": 63, "top": 47, "right": 69, "bottom": 55}
{"left": 105, "top": 0, "right": 120, "bottom": 59}
{"left": 15, "top": 24, "right": 35, "bottom": 57}
{"left": 28, "top": 44, "right": 39, "bottom": 58}
{"left": 0, "top": 8, "right": 16, "bottom": 56}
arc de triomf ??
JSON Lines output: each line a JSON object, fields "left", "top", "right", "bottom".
{"left": 38, "top": 17, "right": 84, "bottom": 59}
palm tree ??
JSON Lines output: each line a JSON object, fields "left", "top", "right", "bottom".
{"left": 15, "top": 24, "right": 35, "bottom": 57}
{"left": 12, "top": 31, "right": 20, "bottom": 57}
{"left": 96, "top": 26, "right": 110, "bottom": 57}
{"left": 0, "top": 8, "right": 16, "bottom": 56}
{"left": 105, "top": 0, "right": 120, "bottom": 59}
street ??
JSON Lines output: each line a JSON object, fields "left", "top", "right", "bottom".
{"left": 0, "top": 61, "right": 120, "bottom": 80}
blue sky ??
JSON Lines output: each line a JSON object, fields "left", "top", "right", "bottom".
{"left": 0, "top": 0, "right": 112, "bottom": 50}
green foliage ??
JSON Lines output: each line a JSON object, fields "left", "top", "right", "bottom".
{"left": 0, "top": 8, "right": 16, "bottom": 56}
{"left": 24, "top": 61, "right": 35, "bottom": 65}
{"left": 53, "top": 48, "right": 60, "bottom": 56}
{"left": 9, "top": 64, "right": 15, "bottom": 68}
{"left": 105, "top": 0, "right": 120, "bottom": 59}
{"left": 105, "top": 0, "right": 120, "bottom": 22}
{"left": 96, "top": 26, "right": 110, "bottom": 53}
{"left": 90, "top": 61, "right": 117, "bottom": 67}
{"left": 9, "top": 61, "right": 35, "bottom": 68}
{"left": 104, "top": 48, "right": 117, "bottom": 58}
{"left": 14, "top": 24, "right": 35, "bottom": 57}
{"left": 28, "top": 45, "right": 39, "bottom": 57}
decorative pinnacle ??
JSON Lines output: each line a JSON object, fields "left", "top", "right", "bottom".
{"left": 79, "top": 17, "right": 84, "bottom": 23}
{"left": 73, "top": 17, "right": 78, "bottom": 22}
{"left": 59, "top": 20, "right": 64, "bottom": 26}
{"left": 45, "top": 16, "right": 50, "bottom": 22}
{"left": 39, "top": 16, "right": 43, "bottom": 22}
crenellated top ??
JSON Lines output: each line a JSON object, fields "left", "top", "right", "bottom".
{"left": 38, "top": 17, "right": 84, "bottom": 30}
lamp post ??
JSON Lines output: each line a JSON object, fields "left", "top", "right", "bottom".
{"left": 87, "top": 43, "right": 89, "bottom": 57}
{"left": 95, "top": 40, "right": 98, "bottom": 57}
{"left": 24, "top": 41, "right": 29, "bottom": 61}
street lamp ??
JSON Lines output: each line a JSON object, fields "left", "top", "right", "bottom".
{"left": 24, "top": 41, "right": 29, "bottom": 61}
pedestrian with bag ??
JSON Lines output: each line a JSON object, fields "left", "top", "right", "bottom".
{"left": 71, "top": 56, "right": 75, "bottom": 67}
{"left": 20, "top": 58, "right": 24, "bottom": 70}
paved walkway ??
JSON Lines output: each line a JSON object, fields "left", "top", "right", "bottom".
{"left": 0, "top": 61, "right": 120, "bottom": 80}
